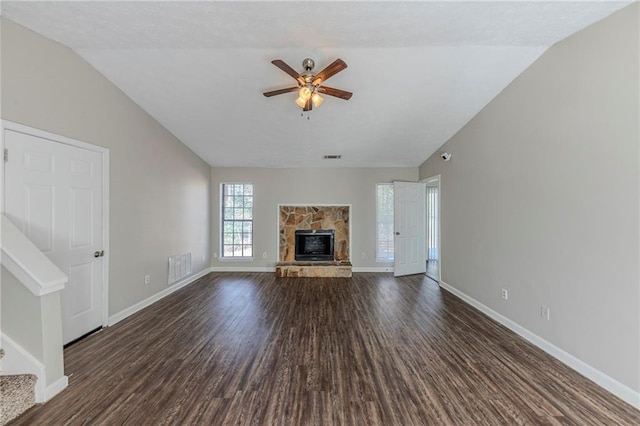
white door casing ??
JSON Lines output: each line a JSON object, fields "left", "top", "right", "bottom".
{"left": 394, "top": 181, "right": 426, "bottom": 277}
{"left": 423, "top": 174, "right": 442, "bottom": 284}
{"left": 4, "top": 126, "right": 107, "bottom": 344}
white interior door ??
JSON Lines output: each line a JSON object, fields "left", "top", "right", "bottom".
{"left": 4, "top": 129, "right": 104, "bottom": 344}
{"left": 394, "top": 181, "right": 426, "bottom": 277}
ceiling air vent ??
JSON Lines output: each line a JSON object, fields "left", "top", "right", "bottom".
{"left": 323, "top": 155, "right": 342, "bottom": 160}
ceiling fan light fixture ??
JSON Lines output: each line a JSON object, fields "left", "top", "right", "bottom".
{"left": 264, "top": 58, "right": 351, "bottom": 112}
{"left": 311, "top": 93, "right": 324, "bottom": 108}
{"left": 295, "top": 96, "right": 307, "bottom": 108}
{"left": 298, "top": 86, "right": 312, "bottom": 101}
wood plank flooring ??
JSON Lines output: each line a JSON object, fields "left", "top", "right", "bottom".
{"left": 14, "top": 272, "right": 639, "bottom": 425}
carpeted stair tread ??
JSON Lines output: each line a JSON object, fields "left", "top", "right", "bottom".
{"left": 1, "top": 374, "right": 37, "bottom": 425}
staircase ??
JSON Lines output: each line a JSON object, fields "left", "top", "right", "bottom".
{"left": 0, "top": 349, "right": 38, "bottom": 425}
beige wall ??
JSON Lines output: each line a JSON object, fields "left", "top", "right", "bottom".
{"left": 1, "top": 268, "right": 43, "bottom": 360}
{"left": 419, "top": 4, "right": 639, "bottom": 392}
{"left": 211, "top": 167, "right": 417, "bottom": 269}
{"left": 1, "top": 267, "right": 64, "bottom": 387}
{"left": 1, "top": 18, "right": 211, "bottom": 317}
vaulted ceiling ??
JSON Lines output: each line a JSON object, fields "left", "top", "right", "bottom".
{"left": 1, "top": 1, "right": 631, "bottom": 167}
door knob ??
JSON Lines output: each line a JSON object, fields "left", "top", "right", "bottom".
{"left": 395, "top": 232, "right": 400, "bottom": 235}
{"left": 94, "top": 250, "right": 104, "bottom": 258}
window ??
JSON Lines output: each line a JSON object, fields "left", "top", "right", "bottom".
{"left": 376, "top": 183, "right": 394, "bottom": 261}
{"left": 221, "top": 183, "right": 253, "bottom": 258}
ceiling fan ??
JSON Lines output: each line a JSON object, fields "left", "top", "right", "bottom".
{"left": 263, "top": 58, "right": 353, "bottom": 111}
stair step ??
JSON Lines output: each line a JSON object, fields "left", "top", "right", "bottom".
{"left": 0, "top": 374, "right": 37, "bottom": 425}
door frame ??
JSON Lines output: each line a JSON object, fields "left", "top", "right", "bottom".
{"left": 1, "top": 120, "right": 110, "bottom": 327}
{"left": 421, "top": 174, "right": 441, "bottom": 284}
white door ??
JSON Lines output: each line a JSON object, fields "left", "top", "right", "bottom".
{"left": 394, "top": 181, "right": 426, "bottom": 277}
{"left": 4, "top": 129, "right": 104, "bottom": 344}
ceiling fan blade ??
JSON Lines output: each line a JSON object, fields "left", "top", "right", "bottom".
{"left": 271, "top": 59, "right": 305, "bottom": 85}
{"left": 317, "top": 86, "right": 353, "bottom": 100}
{"left": 303, "top": 98, "right": 313, "bottom": 112}
{"left": 263, "top": 87, "right": 299, "bottom": 97}
{"left": 312, "top": 59, "right": 347, "bottom": 85}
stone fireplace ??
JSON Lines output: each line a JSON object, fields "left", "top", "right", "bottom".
{"left": 279, "top": 205, "right": 350, "bottom": 261}
{"left": 276, "top": 205, "right": 352, "bottom": 277}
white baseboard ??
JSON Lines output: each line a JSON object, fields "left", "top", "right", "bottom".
{"left": 108, "top": 267, "right": 212, "bottom": 326}
{"left": 439, "top": 281, "right": 640, "bottom": 410}
{"left": 352, "top": 267, "right": 394, "bottom": 273}
{"left": 211, "top": 266, "right": 276, "bottom": 272}
{"left": 44, "top": 375, "right": 68, "bottom": 401}
{"left": 211, "top": 266, "right": 394, "bottom": 273}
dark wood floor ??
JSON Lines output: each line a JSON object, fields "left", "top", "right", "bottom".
{"left": 14, "top": 273, "right": 639, "bottom": 425}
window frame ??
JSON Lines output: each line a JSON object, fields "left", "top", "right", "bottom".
{"left": 220, "top": 182, "right": 254, "bottom": 260}
{"left": 376, "top": 183, "right": 395, "bottom": 262}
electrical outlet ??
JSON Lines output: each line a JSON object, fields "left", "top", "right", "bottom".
{"left": 501, "top": 288, "right": 508, "bottom": 300}
{"left": 201, "top": 255, "right": 205, "bottom": 263}
{"left": 541, "top": 306, "right": 551, "bottom": 320}
{"left": 262, "top": 252, "right": 268, "bottom": 259}
{"left": 213, "top": 252, "right": 217, "bottom": 258}
{"left": 361, "top": 252, "right": 366, "bottom": 259}
{"left": 144, "top": 275, "right": 151, "bottom": 285}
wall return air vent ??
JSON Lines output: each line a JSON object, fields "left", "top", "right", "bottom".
{"left": 168, "top": 252, "right": 192, "bottom": 285}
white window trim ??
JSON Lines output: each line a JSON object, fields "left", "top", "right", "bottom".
{"left": 220, "top": 182, "right": 254, "bottom": 259}
{"left": 376, "top": 183, "right": 394, "bottom": 262}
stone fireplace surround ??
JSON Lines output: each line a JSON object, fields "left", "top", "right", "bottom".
{"left": 276, "top": 205, "right": 352, "bottom": 277}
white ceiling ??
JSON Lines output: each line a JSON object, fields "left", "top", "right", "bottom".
{"left": 1, "top": 1, "right": 632, "bottom": 167}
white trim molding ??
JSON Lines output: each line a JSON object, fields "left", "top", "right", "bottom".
{"left": 420, "top": 174, "right": 441, "bottom": 284}
{"left": 44, "top": 375, "right": 68, "bottom": 401}
{"left": 108, "top": 268, "right": 212, "bottom": 326}
{"left": 211, "top": 266, "right": 393, "bottom": 273}
{"left": 211, "top": 266, "right": 276, "bottom": 273}
{"left": 352, "top": 267, "right": 394, "bottom": 273}
{"left": 439, "top": 281, "right": 640, "bottom": 409}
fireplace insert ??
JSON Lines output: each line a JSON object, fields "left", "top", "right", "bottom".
{"left": 295, "top": 229, "right": 335, "bottom": 261}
